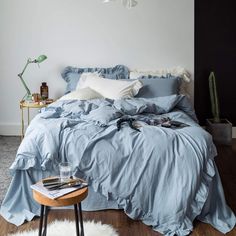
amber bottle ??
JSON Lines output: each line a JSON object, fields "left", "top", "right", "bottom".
{"left": 40, "top": 82, "right": 48, "bottom": 100}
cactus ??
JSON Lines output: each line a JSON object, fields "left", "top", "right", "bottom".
{"left": 209, "top": 72, "right": 220, "bottom": 123}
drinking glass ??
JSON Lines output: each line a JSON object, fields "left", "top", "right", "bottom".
{"left": 59, "top": 162, "right": 72, "bottom": 182}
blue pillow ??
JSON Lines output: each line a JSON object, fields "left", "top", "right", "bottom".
{"left": 61, "top": 65, "right": 129, "bottom": 94}
{"left": 135, "top": 75, "right": 180, "bottom": 98}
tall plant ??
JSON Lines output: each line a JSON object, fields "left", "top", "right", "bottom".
{"left": 209, "top": 72, "right": 220, "bottom": 123}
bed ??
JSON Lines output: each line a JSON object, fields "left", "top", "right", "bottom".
{"left": 0, "top": 65, "right": 235, "bottom": 236}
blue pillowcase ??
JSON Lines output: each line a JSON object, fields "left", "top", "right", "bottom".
{"left": 61, "top": 65, "right": 129, "bottom": 94}
{"left": 136, "top": 75, "right": 180, "bottom": 98}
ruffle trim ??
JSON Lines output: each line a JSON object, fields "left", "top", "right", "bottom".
{"left": 10, "top": 156, "right": 37, "bottom": 173}
{"left": 130, "top": 66, "right": 191, "bottom": 82}
{"left": 9, "top": 155, "right": 55, "bottom": 173}
{"left": 61, "top": 65, "right": 130, "bottom": 82}
{"left": 81, "top": 147, "right": 226, "bottom": 236}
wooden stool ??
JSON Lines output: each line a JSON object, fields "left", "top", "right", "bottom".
{"left": 33, "top": 183, "right": 88, "bottom": 236}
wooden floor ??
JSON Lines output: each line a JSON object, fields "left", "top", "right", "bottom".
{"left": 1, "top": 140, "right": 236, "bottom": 236}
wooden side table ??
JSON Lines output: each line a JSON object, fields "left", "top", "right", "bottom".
{"left": 20, "top": 100, "right": 53, "bottom": 139}
{"left": 33, "top": 183, "right": 88, "bottom": 236}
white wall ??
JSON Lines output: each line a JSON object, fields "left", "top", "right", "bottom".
{"left": 0, "top": 0, "right": 194, "bottom": 135}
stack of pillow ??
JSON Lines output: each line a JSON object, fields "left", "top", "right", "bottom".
{"left": 60, "top": 65, "right": 181, "bottom": 100}
{"left": 60, "top": 72, "right": 143, "bottom": 100}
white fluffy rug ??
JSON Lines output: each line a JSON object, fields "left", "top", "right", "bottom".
{"left": 8, "top": 220, "right": 119, "bottom": 236}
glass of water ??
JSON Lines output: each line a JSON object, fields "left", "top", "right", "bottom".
{"left": 59, "top": 162, "right": 72, "bottom": 182}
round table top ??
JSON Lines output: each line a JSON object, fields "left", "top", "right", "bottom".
{"left": 20, "top": 99, "right": 54, "bottom": 108}
{"left": 33, "top": 181, "right": 88, "bottom": 207}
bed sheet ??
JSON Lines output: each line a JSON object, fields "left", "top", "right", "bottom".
{"left": 0, "top": 95, "right": 235, "bottom": 236}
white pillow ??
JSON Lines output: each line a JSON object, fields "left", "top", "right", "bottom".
{"left": 130, "top": 67, "right": 191, "bottom": 82}
{"left": 59, "top": 87, "right": 103, "bottom": 100}
{"left": 77, "top": 73, "right": 143, "bottom": 99}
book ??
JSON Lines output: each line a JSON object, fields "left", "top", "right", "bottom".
{"left": 31, "top": 178, "right": 88, "bottom": 199}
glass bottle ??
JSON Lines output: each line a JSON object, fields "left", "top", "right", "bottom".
{"left": 40, "top": 82, "right": 48, "bottom": 100}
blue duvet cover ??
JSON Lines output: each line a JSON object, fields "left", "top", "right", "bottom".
{"left": 0, "top": 95, "right": 235, "bottom": 236}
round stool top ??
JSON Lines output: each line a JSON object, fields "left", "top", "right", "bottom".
{"left": 33, "top": 180, "right": 88, "bottom": 207}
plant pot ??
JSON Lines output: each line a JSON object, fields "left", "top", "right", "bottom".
{"left": 206, "top": 119, "right": 232, "bottom": 146}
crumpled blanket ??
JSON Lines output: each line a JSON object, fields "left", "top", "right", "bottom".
{"left": 1, "top": 95, "right": 235, "bottom": 236}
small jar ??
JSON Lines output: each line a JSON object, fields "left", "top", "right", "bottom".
{"left": 40, "top": 82, "right": 48, "bottom": 100}
{"left": 32, "top": 93, "right": 40, "bottom": 102}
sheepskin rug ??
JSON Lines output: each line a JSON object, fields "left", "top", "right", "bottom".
{"left": 9, "top": 220, "right": 119, "bottom": 236}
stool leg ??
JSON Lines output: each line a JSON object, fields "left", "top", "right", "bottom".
{"left": 42, "top": 206, "right": 49, "bottom": 236}
{"left": 74, "top": 204, "right": 80, "bottom": 236}
{"left": 78, "top": 203, "right": 84, "bottom": 236}
{"left": 38, "top": 205, "right": 44, "bottom": 236}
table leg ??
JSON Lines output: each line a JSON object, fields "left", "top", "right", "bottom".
{"left": 43, "top": 206, "right": 49, "bottom": 236}
{"left": 27, "top": 107, "right": 30, "bottom": 126}
{"left": 74, "top": 204, "right": 80, "bottom": 236}
{"left": 38, "top": 205, "right": 44, "bottom": 236}
{"left": 78, "top": 203, "right": 84, "bottom": 236}
{"left": 21, "top": 107, "right": 24, "bottom": 140}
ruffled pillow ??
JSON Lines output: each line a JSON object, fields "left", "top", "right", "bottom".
{"left": 77, "top": 73, "right": 143, "bottom": 100}
{"left": 61, "top": 65, "right": 129, "bottom": 94}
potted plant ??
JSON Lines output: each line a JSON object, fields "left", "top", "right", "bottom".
{"left": 206, "top": 72, "right": 232, "bottom": 145}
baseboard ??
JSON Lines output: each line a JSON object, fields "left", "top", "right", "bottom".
{"left": 0, "top": 123, "right": 22, "bottom": 136}
{"left": 1, "top": 124, "right": 236, "bottom": 138}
